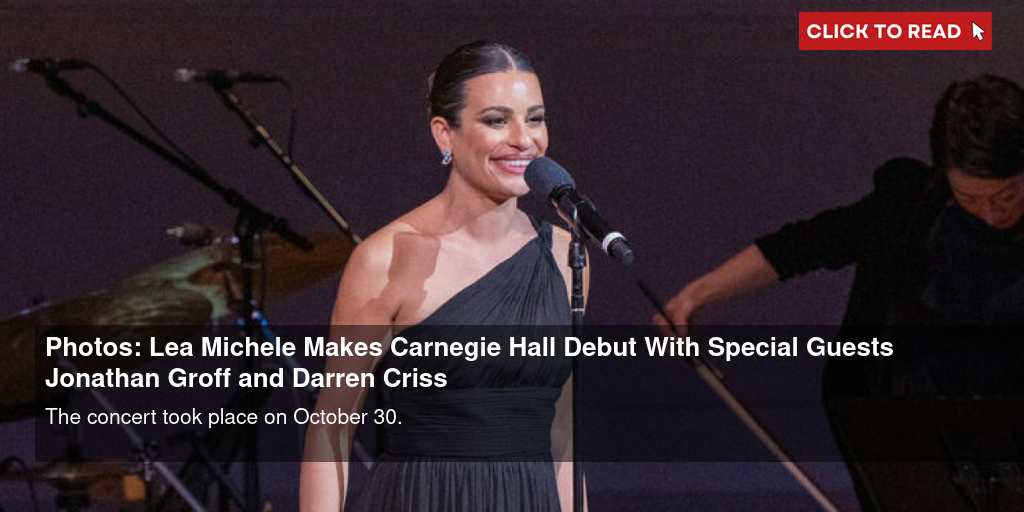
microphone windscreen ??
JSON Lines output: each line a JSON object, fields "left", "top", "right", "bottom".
{"left": 173, "top": 68, "right": 197, "bottom": 82}
{"left": 525, "top": 157, "right": 575, "bottom": 198}
{"left": 9, "top": 59, "right": 29, "bottom": 73}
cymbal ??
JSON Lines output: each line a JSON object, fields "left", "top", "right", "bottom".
{"left": 0, "top": 285, "right": 212, "bottom": 422}
{"left": 3, "top": 460, "right": 132, "bottom": 504}
{"left": 2, "top": 459, "right": 130, "bottom": 484}
{"left": 123, "top": 232, "right": 355, "bottom": 317}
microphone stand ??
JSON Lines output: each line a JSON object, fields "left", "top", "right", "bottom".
{"left": 566, "top": 220, "right": 587, "bottom": 512}
{"left": 201, "top": 79, "right": 368, "bottom": 510}
{"left": 37, "top": 71, "right": 310, "bottom": 512}
{"left": 58, "top": 359, "right": 207, "bottom": 512}
{"left": 206, "top": 78, "right": 362, "bottom": 243}
{"left": 638, "top": 281, "right": 843, "bottom": 512}
{"left": 38, "top": 73, "right": 311, "bottom": 254}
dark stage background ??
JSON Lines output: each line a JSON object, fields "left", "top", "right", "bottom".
{"left": 3, "top": 1, "right": 1023, "bottom": 510}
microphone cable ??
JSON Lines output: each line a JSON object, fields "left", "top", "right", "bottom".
{"left": 78, "top": 62, "right": 205, "bottom": 172}
{"left": 280, "top": 78, "right": 297, "bottom": 160}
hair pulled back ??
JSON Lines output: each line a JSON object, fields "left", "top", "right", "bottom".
{"left": 428, "top": 41, "right": 535, "bottom": 128}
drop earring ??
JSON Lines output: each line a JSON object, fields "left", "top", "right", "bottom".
{"left": 441, "top": 150, "right": 452, "bottom": 166}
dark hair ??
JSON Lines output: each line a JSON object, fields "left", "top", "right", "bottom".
{"left": 428, "top": 41, "right": 535, "bottom": 127}
{"left": 931, "top": 74, "right": 1024, "bottom": 179}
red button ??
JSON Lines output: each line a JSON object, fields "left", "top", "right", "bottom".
{"left": 799, "top": 12, "right": 991, "bottom": 50}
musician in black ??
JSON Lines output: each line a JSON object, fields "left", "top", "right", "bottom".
{"left": 658, "top": 74, "right": 1024, "bottom": 510}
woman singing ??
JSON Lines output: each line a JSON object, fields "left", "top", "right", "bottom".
{"left": 300, "top": 41, "right": 580, "bottom": 511}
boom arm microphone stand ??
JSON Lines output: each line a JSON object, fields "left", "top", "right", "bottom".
{"left": 194, "top": 77, "right": 378, "bottom": 507}
{"left": 37, "top": 72, "right": 311, "bottom": 254}
{"left": 58, "top": 359, "right": 207, "bottom": 512}
{"left": 202, "top": 75, "right": 362, "bottom": 243}
{"left": 34, "top": 70, "right": 310, "bottom": 512}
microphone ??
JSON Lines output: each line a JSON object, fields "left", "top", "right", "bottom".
{"left": 9, "top": 57, "right": 89, "bottom": 74}
{"left": 525, "top": 157, "right": 634, "bottom": 265}
{"left": 173, "top": 68, "right": 280, "bottom": 85}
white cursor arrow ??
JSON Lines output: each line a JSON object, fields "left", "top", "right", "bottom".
{"left": 972, "top": 22, "right": 985, "bottom": 40}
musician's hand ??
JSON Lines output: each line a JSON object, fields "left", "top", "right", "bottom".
{"left": 653, "top": 286, "right": 698, "bottom": 338}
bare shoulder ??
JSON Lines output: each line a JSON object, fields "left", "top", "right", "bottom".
{"left": 331, "top": 209, "right": 428, "bottom": 323}
{"left": 331, "top": 229, "right": 394, "bottom": 325}
{"left": 341, "top": 225, "right": 397, "bottom": 288}
{"left": 345, "top": 202, "right": 438, "bottom": 278}
{"left": 333, "top": 202, "right": 448, "bottom": 325}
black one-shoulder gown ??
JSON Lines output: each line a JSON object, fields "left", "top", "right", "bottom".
{"left": 352, "top": 218, "right": 572, "bottom": 511}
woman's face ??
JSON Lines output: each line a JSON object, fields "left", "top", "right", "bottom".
{"left": 443, "top": 71, "right": 548, "bottom": 200}
{"left": 948, "top": 168, "right": 1024, "bottom": 230}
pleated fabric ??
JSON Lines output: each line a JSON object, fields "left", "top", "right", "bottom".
{"left": 352, "top": 217, "right": 572, "bottom": 512}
